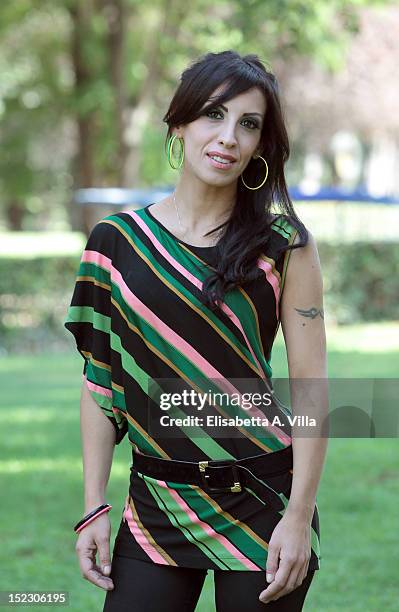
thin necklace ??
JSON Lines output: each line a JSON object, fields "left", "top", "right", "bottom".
{"left": 173, "top": 191, "right": 185, "bottom": 235}
{"left": 172, "top": 191, "right": 221, "bottom": 247}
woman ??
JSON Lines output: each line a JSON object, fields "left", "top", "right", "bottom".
{"left": 65, "top": 50, "right": 328, "bottom": 611}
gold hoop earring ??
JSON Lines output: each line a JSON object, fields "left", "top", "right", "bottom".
{"left": 240, "top": 155, "right": 269, "bottom": 190}
{"left": 167, "top": 134, "right": 184, "bottom": 169}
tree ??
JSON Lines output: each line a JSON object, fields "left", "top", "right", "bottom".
{"left": 0, "top": 0, "right": 390, "bottom": 231}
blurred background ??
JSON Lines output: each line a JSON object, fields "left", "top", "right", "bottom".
{"left": 0, "top": 1, "right": 398, "bottom": 611}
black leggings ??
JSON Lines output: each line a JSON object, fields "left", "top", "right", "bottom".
{"left": 103, "top": 554, "right": 316, "bottom": 612}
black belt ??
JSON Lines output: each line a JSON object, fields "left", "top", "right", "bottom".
{"left": 131, "top": 445, "right": 293, "bottom": 513}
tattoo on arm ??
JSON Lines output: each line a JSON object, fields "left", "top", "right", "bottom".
{"left": 294, "top": 307, "right": 324, "bottom": 320}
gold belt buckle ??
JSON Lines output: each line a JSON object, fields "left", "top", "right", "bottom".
{"left": 198, "top": 461, "right": 242, "bottom": 493}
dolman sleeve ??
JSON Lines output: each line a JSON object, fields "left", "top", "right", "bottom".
{"left": 63, "top": 217, "right": 128, "bottom": 445}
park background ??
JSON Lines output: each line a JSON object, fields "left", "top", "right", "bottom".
{"left": 0, "top": 0, "right": 398, "bottom": 610}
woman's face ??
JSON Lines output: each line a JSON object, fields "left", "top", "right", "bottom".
{"left": 175, "top": 86, "right": 266, "bottom": 187}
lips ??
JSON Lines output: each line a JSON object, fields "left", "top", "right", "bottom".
{"left": 207, "top": 151, "right": 237, "bottom": 162}
{"left": 207, "top": 154, "right": 236, "bottom": 170}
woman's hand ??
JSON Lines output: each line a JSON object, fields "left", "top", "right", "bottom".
{"left": 258, "top": 511, "right": 311, "bottom": 605}
{"left": 75, "top": 514, "right": 114, "bottom": 591}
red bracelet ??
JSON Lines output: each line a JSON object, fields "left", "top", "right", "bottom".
{"left": 74, "top": 504, "right": 112, "bottom": 534}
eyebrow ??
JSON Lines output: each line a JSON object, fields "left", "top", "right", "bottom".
{"left": 214, "top": 103, "right": 264, "bottom": 118}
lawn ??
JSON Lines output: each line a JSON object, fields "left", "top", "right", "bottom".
{"left": 0, "top": 321, "right": 398, "bottom": 611}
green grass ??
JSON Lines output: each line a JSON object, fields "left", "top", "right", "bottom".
{"left": 0, "top": 322, "right": 398, "bottom": 611}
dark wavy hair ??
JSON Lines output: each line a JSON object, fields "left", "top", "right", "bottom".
{"left": 163, "top": 50, "right": 308, "bottom": 311}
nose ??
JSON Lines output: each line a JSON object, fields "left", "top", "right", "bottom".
{"left": 218, "top": 122, "right": 238, "bottom": 149}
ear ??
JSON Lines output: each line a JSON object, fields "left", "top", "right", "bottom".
{"left": 173, "top": 127, "right": 184, "bottom": 139}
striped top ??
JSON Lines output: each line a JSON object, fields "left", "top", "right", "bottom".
{"left": 64, "top": 203, "right": 321, "bottom": 572}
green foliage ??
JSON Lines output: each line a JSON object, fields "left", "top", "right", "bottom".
{"left": 0, "top": 0, "right": 388, "bottom": 225}
{"left": 319, "top": 241, "right": 399, "bottom": 323}
{"left": 0, "top": 255, "right": 78, "bottom": 352}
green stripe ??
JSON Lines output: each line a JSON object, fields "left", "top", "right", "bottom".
{"left": 78, "top": 260, "right": 111, "bottom": 284}
{"left": 65, "top": 300, "right": 257, "bottom": 457}
{"left": 111, "top": 214, "right": 257, "bottom": 368}
{"left": 271, "top": 217, "right": 293, "bottom": 239}
{"left": 146, "top": 475, "right": 320, "bottom": 569}
{"left": 86, "top": 360, "right": 112, "bottom": 391}
{"left": 111, "top": 332, "right": 235, "bottom": 459}
{"left": 85, "top": 358, "right": 128, "bottom": 432}
{"left": 171, "top": 484, "right": 266, "bottom": 565}
{"left": 143, "top": 474, "right": 257, "bottom": 570}
{"left": 143, "top": 475, "right": 233, "bottom": 569}
{"left": 139, "top": 209, "right": 273, "bottom": 379}
{"left": 112, "top": 271, "right": 283, "bottom": 450}
{"left": 155, "top": 401, "right": 236, "bottom": 460}
{"left": 127, "top": 427, "right": 162, "bottom": 456}
{"left": 65, "top": 305, "right": 110, "bottom": 334}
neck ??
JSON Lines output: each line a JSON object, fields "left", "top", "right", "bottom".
{"left": 174, "top": 171, "right": 236, "bottom": 233}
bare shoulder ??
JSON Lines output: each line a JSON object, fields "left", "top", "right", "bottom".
{"left": 282, "top": 227, "right": 323, "bottom": 303}
{"left": 291, "top": 227, "right": 320, "bottom": 257}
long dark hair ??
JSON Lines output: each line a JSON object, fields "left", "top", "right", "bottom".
{"left": 163, "top": 50, "right": 308, "bottom": 311}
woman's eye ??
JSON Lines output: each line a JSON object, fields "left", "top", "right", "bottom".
{"left": 206, "top": 109, "right": 222, "bottom": 119}
{"left": 205, "top": 109, "right": 259, "bottom": 130}
{"left": 242, "top": 118, "right": 259, "bottom": 130}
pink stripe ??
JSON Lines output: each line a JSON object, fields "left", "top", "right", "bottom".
{"left": 112, "top": 265, "right": 227, "bottom": 376}
{"left": 82, "top": 248, "right": 112, "bottom": 271}
{"left": 128, "top": 211, "right": 266, "bottom": 377}
{"left": 124, "top": 499, "right": 168, "bottom": 564}
{"left": 83, "top": 242, "right": 290, "bottom": 444}
{"left": 156, "top": 480, "right": 259, "bottom": 570}
{"left": 257, "top": 258, "right": 280, "bottom": 320}
{"left": 84, "top": 372, "right": 112, "bottom": 399}
{"left": 112, "top": 263, "right": 289, "bottom": 443}
{"left": 128, "top": 211, "right": 207, "bottom": 290}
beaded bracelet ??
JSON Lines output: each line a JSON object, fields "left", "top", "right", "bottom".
{"left": 73, "top": 503, "right": 112, "bottom": 534}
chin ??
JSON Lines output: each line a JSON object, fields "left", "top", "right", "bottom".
{"left": 204, "top": 177, "right": 233, "bottom": 188}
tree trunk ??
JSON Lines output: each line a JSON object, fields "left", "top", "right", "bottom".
{"left": 121, "top": 0, "right": 175, "bottom": 187}
{"left": 5, "top": 199, "right": 24, "bottom": 231}
{"left": 102, "top": 0, "right": 128, "bottom": 185}
{"left": 69, "top": 0, "right": 99, "bottom": 235}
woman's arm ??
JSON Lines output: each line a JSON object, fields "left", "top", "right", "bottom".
{"left": 80, "top": 378, "right": 116, "bottom": 514}
{"left": 259, "top": 228, "right": 329, "bottom": 604}
{"left": 74, "top": 379, "right": 116, "bottom": 592}
{"left": 280, "top": 229, "right": 329, "bottom": 522}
